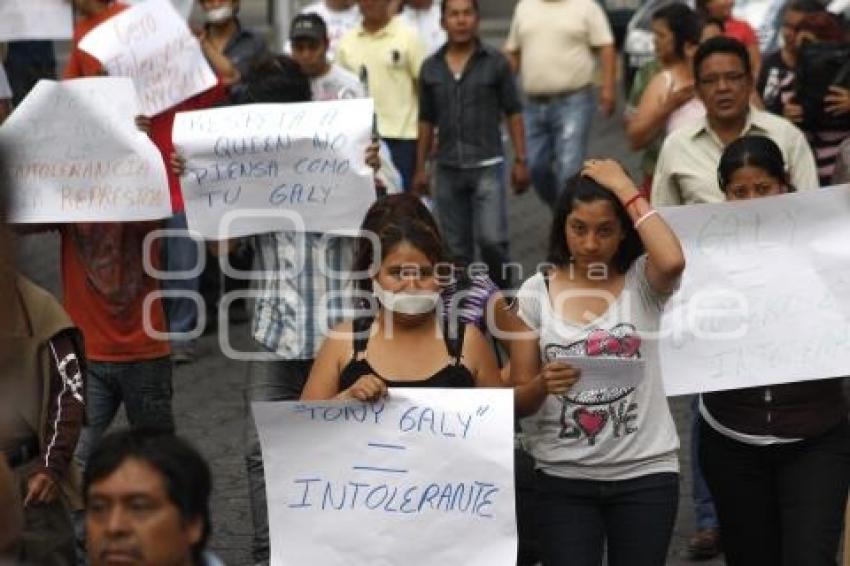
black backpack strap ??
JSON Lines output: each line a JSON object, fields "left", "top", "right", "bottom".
{"left": 443, "top": 316, "right": 467, "bottom": 366}
{"left": 351, "top": 314, "right": 375, "bottom": 360}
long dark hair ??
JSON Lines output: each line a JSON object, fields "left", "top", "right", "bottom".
{"left": 548, "top": 173, "right": 644, "bottom": 274}
{"left": 718, "top": 135, "right": 791, "bottom": 192}
{"left": 353, "top": 195, "right": 444, "bottom": 295}
{"left": 652, "top": 3, "right": 703, "bottom": 59}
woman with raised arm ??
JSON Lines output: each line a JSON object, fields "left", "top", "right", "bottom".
{"left": 511, "top": 159, "right": 685, "bottom": 565}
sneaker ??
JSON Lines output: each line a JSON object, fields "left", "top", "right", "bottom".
{"left": 171, "top": 346, "right": 195, "bottom": 365}
{"left": 687, "top": 527, "right": 722, "bottom": 560}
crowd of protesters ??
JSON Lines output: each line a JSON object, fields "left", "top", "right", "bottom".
{"left": 0, "top": 0, "right": 849, "bottom": 565}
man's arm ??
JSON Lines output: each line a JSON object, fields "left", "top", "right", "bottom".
{"left": 199, "top": 31, "right": 240, "bottom": 86}
{"left": 413, "top": 121, "right": 435, "bottom": 195}
{"left": 504, "top": 49, "right": 520, "bottom": 75}
{"left": 506, "top": 114, "right": 530, "bottom": 193}
{"left": 598, "top": 44, "right": 617, "bottom": 117}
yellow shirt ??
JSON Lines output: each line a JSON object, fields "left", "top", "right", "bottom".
{"left": 337, "top": 17, "right": 425, "bottom": 140}
{"left": 651, "top": 108, "right": 819, "bottom": 206}
{"left": 505, "top": 0, "right": 613, "bottom": 95}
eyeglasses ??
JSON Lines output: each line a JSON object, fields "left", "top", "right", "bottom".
{"left": 698, "top": 72, "right": 748, "bottom": 88}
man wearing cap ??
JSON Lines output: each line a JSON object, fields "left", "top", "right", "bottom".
{"left": 504, "top": 0, "right": 617, "bottom": 208}
{"left": 336, "top": 0, "right": 426, "bottom": 190}
{"left": 291, "top": 13, "right": 366, "bottom": 100}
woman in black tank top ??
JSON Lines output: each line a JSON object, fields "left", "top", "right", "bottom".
{"left": 301, "top": 195, "right": 502, "bottom": 402}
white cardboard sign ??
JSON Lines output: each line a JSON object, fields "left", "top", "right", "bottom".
{"left": 173, "top": 99, "right": 377, "bottom": 239}
{"left": 252, "top": 388, "right": 517, "bottom": 566}
{"left": 659, "top": 185, "right": 850, "bottom": 395}
{"left": 79, "top": 0, "right": 216, "bottom": 116}
{"left": 0, "top": 78, "right": 171, "bottom": 223}
{"left": 0, "top": 0, "right": 72, "bottom": 42}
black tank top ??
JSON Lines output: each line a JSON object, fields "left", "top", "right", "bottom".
{"left": 338, "top": 315, "right": 476, "bottom": 391}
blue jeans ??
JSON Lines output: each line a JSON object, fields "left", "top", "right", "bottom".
{"left": 691, "top": 397, "right": 719, "bottom": 530}
{"left": 162, "top": 213, "right": 201, "bottom": 350}
{"left": 535, "top": 471, "right": 679, "bottom": 566}
{"left": 524, "top": 87, "right": 596, "bottom": 207}
{"left": 383, "top": 138, "right": 417, "bottom": 192}
{"left": 434, "top": 163, "right": 511, "bottom": 288}
{"left": 74, "top": 357, "right": 174, "bottom": 470}
{"left": 244, "top": 358, "right": 313, "bottom": 565}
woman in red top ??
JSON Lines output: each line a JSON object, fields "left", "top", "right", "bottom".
{"left": 697, "top": 0, "right": 762, "bottom": 77}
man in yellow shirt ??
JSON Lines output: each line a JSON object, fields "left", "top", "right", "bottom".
{"left": 337, "top": 0, "right": 426, "bottom": 190}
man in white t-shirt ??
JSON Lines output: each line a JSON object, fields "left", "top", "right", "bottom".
{"left": 399, "top": 0, "right": 446, "bottom": 56}
{"left": 300, "top": 0, "right": 361, "bottom": 57}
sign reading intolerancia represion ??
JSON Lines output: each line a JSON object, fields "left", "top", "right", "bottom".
{"left": 0, "top": 78, "right": 171, "bottom": 224}
{"left": 172, "top": 98, "right": 377, "bottom": 239}
{"left": 252, "top": 388, "right": 517, "bottom": 566}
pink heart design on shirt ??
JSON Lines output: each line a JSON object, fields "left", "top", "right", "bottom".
{"left": 575, "top": 408, "right": 609, "bottom": 437}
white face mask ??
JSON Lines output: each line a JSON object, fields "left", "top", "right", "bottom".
{"left": 372, "top": 280, "right": 440, "bottom": 315}
{"left": 205, "top": 5, "right": 234, "bottom": 24}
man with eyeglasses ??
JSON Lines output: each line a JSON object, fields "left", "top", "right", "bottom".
{"left": 757, "top": 0, "right": 825, "bottom": 116}
{"left": 651, "top": 36, "right": 818, "bottom": 205}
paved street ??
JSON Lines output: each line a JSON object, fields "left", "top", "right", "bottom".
{"left": 12, "top": 2, "right": 729, "bottom": 564}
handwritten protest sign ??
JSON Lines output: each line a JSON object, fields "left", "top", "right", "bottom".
{"left": 659, "top": 185, "right": 850, "bottom": 395}
{"left": 0, "top": 78, "right": 171, "bottom": 223}
{"left": 79, "top": 0, "right": 216, "bottom": 116}
{"left": 173, "top": 99, "right": 377, "bottom": 239}
{"left": 253, "top": 389, "right": 517, "bottom": 566}
{"left": 0, "top": 0, "right": 72, "bottom": 41}
{"left": 126, "top": 0, "right": 194, "bottom": 19}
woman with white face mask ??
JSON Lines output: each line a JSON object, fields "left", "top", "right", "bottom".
{"left": 301, "top": 195, "right": 502, "bottom": 402}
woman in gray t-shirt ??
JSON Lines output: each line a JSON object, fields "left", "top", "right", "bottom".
{"left": 512, "top": 159, "right": 686, "bottom": 565}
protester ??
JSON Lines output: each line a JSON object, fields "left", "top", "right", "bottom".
{"left": 199, "top": 0, "right": 267, "bottom": 78}
{"left": 625, "top": 4, "right": 704, "bottom": 192}
{"left": 337, "top": 0, "right": 426, "bottom": 191}
{"left": 414, "top": 0, "right": 529, "bottom": 290}
{"left": 399, "top": 0, "right": 446, "bottom": 56}
{"left": 83, "top": 429, "right": 223, "bottom": 566}
{"left": 777, "top": 11, "right": 850, "bottom": 185}
{"left": 300, "top": 0, "right": 361, "bottom": 58}
{"left": 696, "top": 0, "right": 761, "bottom": 76}
{"left": 300, "top": 195, "right": 502, "bottom": 401}
{"left": 504, "top": 0, "right": 617, "bottom": 208}
{"left": 511, "top": 159, "right": 686, "bottom": 565}
{"left": 757, "top": 0, "right": 825, "bottom": 116}
{"left": 652, "top": 36, "right": 818, "bottom": 205}
{"left": 699, "top": 135, "right": 850, "bottom": 566}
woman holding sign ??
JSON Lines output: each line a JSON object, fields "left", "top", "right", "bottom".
{"left": 301, "top": 195, "right": 503, "bottom": 401}
{"left": 698, "top": 135, "right": 850, "bottom": 566}
{"left": 511, "top": 161, "right": 686, "bottom": 565}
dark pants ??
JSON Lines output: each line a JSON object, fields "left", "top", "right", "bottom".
{"left": 383, "top": 138, "right": 417, "bottom": 191}
{"left": 700, "top": 419, "right": 850, "bottom": 566}
{"left": 244, "top": 358, "right": 313, "bottom": 565}
{"left": 515, "top": 447, "right": 542, "bottom": 566}
{"left": 535, "top": 470, "right": 679, "bottom": 566}
{"left": 13, "top": 460, "right": 75, "bottom": 566}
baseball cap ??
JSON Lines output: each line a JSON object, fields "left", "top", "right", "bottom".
{"left": 290, "top": 13, "right": 328, "bottom": 42}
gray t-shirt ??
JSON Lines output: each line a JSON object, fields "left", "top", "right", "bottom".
{"left": 310, "top": 64, "right": 366, "bottom": 102}
{"left": 517, "top": 255, "right": 679, "bottom": 481}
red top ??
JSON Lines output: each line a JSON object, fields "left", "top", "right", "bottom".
{"left": 149, "top": 83, "right": 228, "bottom": 213}
{"left": 64, "top": 2, "right": 129, "bottom": 79}
{"left": 724, "top": 18, "right": 759, "bottom": 47}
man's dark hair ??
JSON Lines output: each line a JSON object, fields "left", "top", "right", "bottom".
{"left": 84, "top": 430, "right": 213, "bottom": 566}
{"left": 786, "top": 0, "right": 826, "bottom": 15}
{"left": 441, "top": 0, "right": 480, "bottom": 17}
{"left": 693, "top": 36, "right": 752, "bottom": 81}
{"left": 232, "top": 54, "right": 311, "bottom": 104}
{"left": 548, "top": 173, "right": 644, "bottom": 274}
{"left": 652, "top": 4, "right": 703, "bottom": 59}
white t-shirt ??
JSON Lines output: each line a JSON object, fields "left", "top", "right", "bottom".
{"left": 301, "top": 1, "right": 362, "bottom": 57}
{"left": 517, "top": 256, "right": 680, "bottom": 481}
{"left": 399, "top": 3, "right": 446, "bottom": 57}
{"left": 310, "top": 63, "right": 366, "bottom": 101}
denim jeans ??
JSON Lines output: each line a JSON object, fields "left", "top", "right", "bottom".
{"left": 161, "top": 213, "right": 201, "bottom": 350}
{"left": 524, "top": 87, "right": 596, "bottom": 207}
{"left": 383, "top": 138, "right": 417, "bottom": 192}
{"left": 700, "top": 419, "right": 850, "bottom": 566}
{"left": 244, "top": 358, "right": 313, "bottom": 565}
{"left": 434, "top": 163, "right": 511, "bottom": 288}
{"left": 535, "top": 471, "right": 679, "bottom": 566}
{"left": 690, "top": 397, "right": 719, "bottom": 530}
{"left": 73, "top": 357, "right": 174, "bottom": 470}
